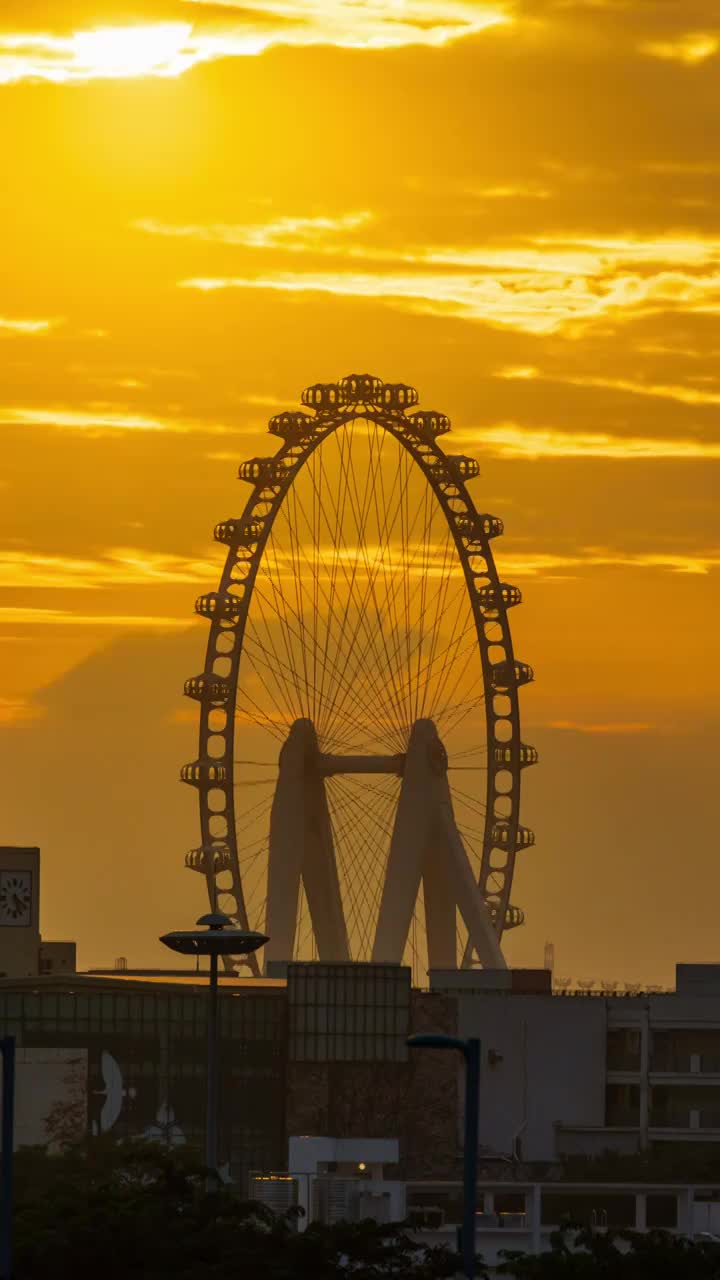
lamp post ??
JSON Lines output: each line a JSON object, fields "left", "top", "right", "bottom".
{"left": 0, "top": 1037, "right": 15, "bottom": 1280}
{"left": 160, "top": 913, "right": 268, "bottom": 1181}
{"left": 407, "top": 1033, "right": 480, "bottom": 1280}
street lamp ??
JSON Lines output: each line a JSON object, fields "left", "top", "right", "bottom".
{"left": 407, "top": 1033, "right": 480, "bottom": 1280}
{"left": 0, "top": 1037, "right": 15, "bottom": 1280}
{"left": 160, "top": 912, "right": 268, "bottom": 1181}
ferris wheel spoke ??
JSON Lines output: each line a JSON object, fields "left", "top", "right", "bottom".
{"left": 326, "top": 778, "right": 397, "bottom": 957}
{"left": 428, "top": 618, "right": 486, "bottom": 728}
{"left": 355, "top": 431, "right": 435, "bottom": 736}
{"left": 295, "top": 420, "right": 389, "bottom": 735}
{"left": 236, "top": 831, "right": 269, "bottom": 859}
{"left": 247, "top": 578, "right": 309, "bottom": 725}
{"left": 249, "top": 574, "right": 393, "bottom": 750}
{"left": 233, "top": 681, "right": 288, "bottom": 742}
{"left": 238, "top": 641, "right": 305, "bottom": 741}
{"left": 249, "top": 590, "right": 400, "bottom": 753}
{"left": 418, "top": 525, "right": 466, "bottom": 722}
{"left": 411, "top": 472, "right": 437, "bottom": 725}
{"left": 450, "top": 743, "right": 490, "bottom": 761}
{"left": 400, "top": 595, "right": 475, "bottom": 725}
{"left": 354, "top": 522, "right": 469, "bottom": 726}
{"left": 335, "top": 429, "right": 420, "bottom": 741}
{"left": 450, "top": 782, "right": 488, "bottom": 811}
{"left": 324, "top": 782, "right": 389, "bottom": 953}
{"left": 326, "top": 775, "right": 397, "bottom": 879}
{"left": 370, "top": 443, "right": 416, "bottom": 728}
{"left": 318, "top": 422, "right": 412, "bottom": 747}
{"left": 323, "top": 424, "right": 408, "bottom": 739}
{"left": 424, "top": 583, "right": 481, "bottom": 724}
{"left": 437, "top": 686, "right": 488, "bottom": 740}
{"left": 312, "top": 430, "right": 351, "bottom": 726}
{"left": 242, "top": 628, "right": 386, "bottom": 754}
{"left": 276, "top": 432, "right": 409, "bottom": 750}
{"left": 259, "top": 525, "right": 308, "bottom": 720}
{"left": 337, "top": 441, "right": 440, "bottom": 740}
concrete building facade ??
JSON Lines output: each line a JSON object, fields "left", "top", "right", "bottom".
{"left": 432, "top": 964, "right": 720, "bottom": 1161}
{"left": 6, "top": 958, "right": 720, "bottom": 1217}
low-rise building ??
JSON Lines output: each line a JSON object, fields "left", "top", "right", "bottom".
{"left": 5, "top": 957, "right": 720, "bottom": 1220}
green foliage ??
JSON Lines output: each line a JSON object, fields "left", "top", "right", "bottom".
{"left": 12, "top": 1140, "right": 463, "bottom": 1280}
{"left": 14, "top": 1142, "right": 720, "bottom": 1278}
{"left": 497, "top": 1226, "right": 720, "bottom": 1278}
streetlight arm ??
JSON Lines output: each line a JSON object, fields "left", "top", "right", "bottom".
{"left": 407, "top": 1032, "right": 469, "bottom": 1055}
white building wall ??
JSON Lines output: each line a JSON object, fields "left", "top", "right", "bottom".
{"left": 453, "top": 993, "right": 607, "bottom": 1162}
{"left": 14, "top": 1047, "right": 87, "bottom": 1148}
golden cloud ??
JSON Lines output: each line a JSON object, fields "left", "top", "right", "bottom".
{"left": 547, "top": 720, "right": 655, "bottom": 734}
{"left": 0, "top": 606, "right": 191, "bottom": 628}
{"left": 0, "top": 696, "right": 44, "bottom": 725}
{"left": 495, "top": 367, "right": 720, "bottom": 408}
{"left": 134, "top": 212, "right": 373, "bottom": 249}
{"left": 178, "top": 259, "right": 720, "bottom": 334}
{"left": 500, "top": 550, "right": 720, "bottom": 577}
{"left": 0, "top": 316, "right": 60, "bottom": 335}
{"left": 641, "top": 32, "right": 719, "bottom": 64}
{"left": 456, "top": 423, "right": 720, "bottom": 460}
{"left": 0, "top": 405, "right": 232, "bottom": 433}
{"left": 2, "top": 540, "right": 717, "bottom": 600}
{"left": 134, "top": 210, "right": 720, "bottom": 333}
{"left": 0, "top": 549, "right": 221, "bottom": 590}
{"left": 0, "top": 5, "right": 508, "bottom": 84}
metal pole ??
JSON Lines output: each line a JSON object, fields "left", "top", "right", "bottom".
{"left": 0, "top": 1037, "right": 15, "bottom": 1280}
{"left": 206, "top": 953, "right": 219, "bottom": 1183}
{"left": 461, "top": 1038, "right": 480, "bottom": 1280}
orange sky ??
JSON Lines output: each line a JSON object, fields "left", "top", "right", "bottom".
{"left": 1, "top": 0, "right": 718, "bottom": 984}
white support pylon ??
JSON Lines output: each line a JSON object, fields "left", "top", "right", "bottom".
{"left": 265, "top": 719, "right": 349, "bottom": 968}
{"left": 265, "top": 717, "right": 504, "bottom": 971}
{"left": 372, "top": 719, "right": 505, "bottom": 971}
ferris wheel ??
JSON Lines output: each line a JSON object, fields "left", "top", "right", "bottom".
{"left": 181, "top": 374, "right": 536, "bottom": 978}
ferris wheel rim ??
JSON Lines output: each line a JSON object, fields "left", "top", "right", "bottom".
{"left": 181, "top": 377, "right": 534, "bottom": 971}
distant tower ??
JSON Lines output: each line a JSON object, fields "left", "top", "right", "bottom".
{"left": 544, "top": 940, "right": 555, "bottom": 975}
{"left": 0, "top": 846, "right": 40, "bottom": 977}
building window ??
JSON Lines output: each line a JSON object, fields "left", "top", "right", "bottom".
{"left": 288, "top": 963, "right": 410, "bottom": 1062}
{"left": 650, "top": 1085, "right": 720, "bottom": 1129}
{"left": 651, "top": 1030, "right": 720, "bottom": 1074}
{"left": 605, "top": 1082, "right": 640, "bottom": 1126}
{"left": 647, "top": 1195, "right": 677, "bottom": 1229}
{"left": 606, "top": 1028, "right": 641, "bottom": 1072}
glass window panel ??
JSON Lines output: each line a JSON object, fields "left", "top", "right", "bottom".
{"left": 40, "top": 994, "right": 57, "bottom": 1020}
{"left": 57, "top": 995, "right": 75, "bottom": 1020}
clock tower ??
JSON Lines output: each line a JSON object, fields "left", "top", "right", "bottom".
{"left": 0, "top": 846, "right": 40, "bottom": 977}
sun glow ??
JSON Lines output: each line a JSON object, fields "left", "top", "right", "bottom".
{"left": 70, "top": 24, "right": 195, "bottom": 79}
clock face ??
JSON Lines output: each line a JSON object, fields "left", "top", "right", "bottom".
{"left": 0, "top": 871, "right": 33, "bottom": 927}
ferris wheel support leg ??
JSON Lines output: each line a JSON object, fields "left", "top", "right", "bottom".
{"left": 423, "top": 847, "right": 457, "bottom": 972}
{"left": 437, "top": 777, "right": 506, "bottom": 971}
{"left": 301, "top": 772, "right": 350, "bottom": 962}
{"left": 371, "top": 720, "right": 437, "bottom": 964}
{"left": 265, "top": 723, "right": 308, "bottom": 968}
